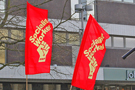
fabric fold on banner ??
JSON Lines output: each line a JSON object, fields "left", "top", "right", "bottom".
{"left": 71, "top": 14, "right": 110, "bottom": 90}
{"left": 25, "top": 2, "right": 53, "bottom": 75}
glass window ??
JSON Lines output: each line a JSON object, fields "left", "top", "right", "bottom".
{"left": 32, "top": 84, "right": 43, "bottom": 90}
{"left": 126, "top": 38, "right": 135, "bottom": 48}
{"left": 68, "top": 33, "right": 80, "bottom": 45}
{"left": 126, "top": 86, "right": 131, "bottom": 90}
{"left": 0, "top": 0, "right": 5, "bottom": 13}
{"left": 11, "top": 30, "right": 24, "bottom": 40}
{"left": 12, "top": 84, "right": 25, "bottom": 90}
{"left": 0, "top": 29, "right": 7, "bottom": 64}
{"left": 109, "top": 86, "right": 116, "bottom": 90}
{"left": 2, "top": 83, "right": 25, "bottom": 90}
{"left": 104, "top": 86, "right": 109, "bottom": 90}
{"left": 111, "top": 0, "right": 122, "bottom": 2}
{"left": 113, "top": 37, "right": 123, "bottom": 47}
{"left": 0, "top": 29, "right": 8, "bottom": 41}
{"left": 124, "top": 0, "right": 133, "bottom": 3}
{"left": 0, "top": 83, "right": 3, "bottom": 90}
{"left": 54, "top": 32, "right": 67, "bottom": 44}
{"left": 48, "top": 84, "right": 55, "bottom": 90}
{"left": 105, "top": 36, "right": 111, "bottom": 47}
{"left": 0, "top": 44, "right": 5, "bottom": 63}
{"left": 6, "top": 43, "right": 25, "bottom": 63}
{"left": 94, "top": 86, "right": 102, "bottom": 90}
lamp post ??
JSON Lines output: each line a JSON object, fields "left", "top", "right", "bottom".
{"left": 122, "top": 47, "right": 135, "bottom": 59}
{"left": 75, "top": 4, "right": 93, "bottom": 43}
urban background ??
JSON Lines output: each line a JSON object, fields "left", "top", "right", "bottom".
{"left": 0, "top": 0, "right": 135, "bottom": 90}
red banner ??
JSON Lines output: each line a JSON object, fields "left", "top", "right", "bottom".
{"left": 71, "top": 15, "right": 110, "bottom": 90}
{"left": 25, "top": 2, "right": 53, "bottom": 75}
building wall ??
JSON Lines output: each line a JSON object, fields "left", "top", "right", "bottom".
{"left": 6, "top": 0, "right": 71, "bottom": 20}
{"left": 101, "top": 48, "right": 135, "bottom": 68}
{"left": 95, "top": 1, "right": 135, "bottom": 25}
{"left": 6, "top": 43, "right": 73, "bottom": 66}
{"left": 4, "top": 19, "right": 135, "bottom": 68}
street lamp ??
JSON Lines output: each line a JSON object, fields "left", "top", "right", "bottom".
{"left": 122, "top": 47, "right": 135, "bottom": 59}
{"left": 75, "top": 4, "right": 93, "bottom": 43}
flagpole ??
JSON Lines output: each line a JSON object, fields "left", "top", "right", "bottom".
{"left": 69, "top": 85, "right": 72, "bottom": 90}
{"left": 26, "top": 75, "right": 28, "bottom": 90}
{"left": 79, "top": 10, "right": 84, "bottom": 44}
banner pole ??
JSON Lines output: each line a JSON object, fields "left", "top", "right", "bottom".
{"left": 69, "top": 85, "right": 72, "bottom": 90}
{"left": 26, "top": 75, "right": 28, "bottom": 90}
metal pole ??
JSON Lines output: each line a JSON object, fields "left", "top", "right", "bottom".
{"left": 80, "top": 9, "right": 84, "bottom": 44}
{"left": 26, "top": 75, "right": 28, "bottom": 90}
{"left": 81, "top": 10, "right": 84, "bottom": 35}
{"left": 122, "top": 47, "right": 135, "bottom": 59}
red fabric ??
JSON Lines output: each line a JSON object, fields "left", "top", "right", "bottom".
{"left": 71, "top": 15, "right": 110, "bottom": 90}
{"left": 25, "top": 2, "right": 53, "bottom": 75}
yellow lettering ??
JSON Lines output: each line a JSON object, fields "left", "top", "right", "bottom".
{"left": 46, "top": 25, "right": 51, "bottom": 31}
{"left": 83, "top": 33, "right": 105, "bottom": 79}
{"left": 92, "top": 40, "right": 96, "bottom": 45}
{"left": 39, "top": 24, "right": 44, "bottom": 29}
{"left": 36, "top": 26, "right": 42, "bottom": 31}
{"left": 33, "top": 33, "right": 37, "bottom": 38}
{"left": 29, "top": 36, "right": 35, "bottom": 43}
{"left": 95, "top": 45, "right": 99, "bottom": 50}
{"left": 41, "top": 31, "right": 45, "bottom": 37}
{"left": 88, "top": 47, "right": 92, "bottom": 53}
{"left": 41, "top": 20, "right": 46, "bottom": 26}
{"left": 88, "top": 54, "right": 92, "bottom": 60}
{"left": 35, "top": 29, "right": 40, "bottom": 34}
{"left": 44, "top": 19, "right": 48, "bottom": 23}
{"left": 29, "top": 19, "right": 51, "bottom": 47}
{"left": 84, "top": 50, "right": 89, "bottom": 57}
{"left": 34, "top": 38, "right": 41, "bottom": 47}
{"left": 39, "top": 36, "right": 44, "bottom": 41}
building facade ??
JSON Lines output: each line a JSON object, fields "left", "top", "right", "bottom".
{"left": 1, "top": 0, "right": 135, "bottom": 90}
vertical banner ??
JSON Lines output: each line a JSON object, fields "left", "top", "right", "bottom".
{"left": 71, "top": 15, "right": 110, "bottom": 90}
{"left": 25, "top": 2, "right": 53, "bottom": 75}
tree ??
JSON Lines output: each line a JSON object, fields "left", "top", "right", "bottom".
{"left": 0, "top": 0, "right": 79, "bottom": 72}
{"left": 0, "top": 0, "right": 96, "bottom": 90}
{"left": 0, "top": 1, "right": 80, "bottom": 90}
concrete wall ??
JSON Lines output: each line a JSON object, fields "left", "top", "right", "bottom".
{"left": 73, "top": 46, "right": 135, "bottom": 68}
{"left": 0, "top": 65, "right": 104, "bottom": 82}
{"left": 7, "top": 0, "right": 71, "bottom": 20}
{"left": 6, "top": 19, "right": 135, "bottom": 67}
{"left": 101, "top": 48, "right": 135, "bottom": 68}
{"left": 7, "top": 44, "right": 73, "bottom": 66}
{"left": 95, "top": 1, "right": 135, "bottom": 25}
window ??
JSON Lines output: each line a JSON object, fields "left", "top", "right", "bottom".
{"left": 68, "top": 33, "right": 80, "bottom": 45}
{"left": 54, "top": 32, "right": 67, "bottom": 44}
{"left": 0, "top": 29, "right": 8, "bottom": 41}
{"left": 0, "top": 29, "right": 8, "bottom": 63}
{"left": 94, "top": 85, "right": 102, "bottom": 90}
{"left": 106, "top": 35, "right": 135, "bottom": 48}
{"left": 0, "top": 45, "right": 5, "bottom": 63}
{"left": 111, "top": 0, "right": 122, "bottom": 2}
{"left": 113, "top": 37, "right": 124, "bottom": 47}
{"left": 0, "top": 29, "right": 25, "bottom": 63}
{"left": 11, "top": 29, "right": 24, "bottom": 40}
{"left": 105, "top": 36, "right": 111, "bottom": 47}
{"left": 124, "top": 0, "right": 133, "bottom": 3}
{"left": 54, "top": 31, "right": 80, "bottom": 45}
{"left": 109, "top": 86, "right": 116, "bottom": 90}
{"left": 96, "top": 0, "right": 135, "bottom": 3}
{"left": 126, "top": 38, "right": 135, "bottom": 48}
{"left": 0, "top": 0, "right": 5, "bottom": 13}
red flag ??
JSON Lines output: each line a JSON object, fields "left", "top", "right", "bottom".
{"left": 25, "top": 2, "right": 53, "bottom": 75}
{"left": 71, "top": 15, "right": 110, "bottom": 90}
